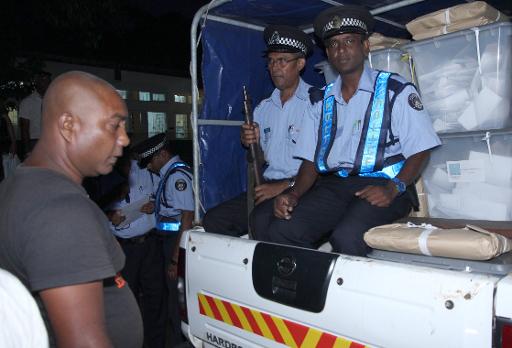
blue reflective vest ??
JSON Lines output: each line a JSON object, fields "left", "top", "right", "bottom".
{"left": 155, "top": 161, "right": 192, "bottom": 232}
{"left": 314, "top": 71, "right": 407, "bottom": 179}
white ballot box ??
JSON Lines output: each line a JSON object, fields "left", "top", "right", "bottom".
{"left": 404, "top": 22, "right": 512, "bottom": 133}
{"left": 422, "top": 130, "right": 512, "bottom": 221}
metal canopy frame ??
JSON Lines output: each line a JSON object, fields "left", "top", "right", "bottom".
{"left": 189, "top": 0, "right": 434, "bottom": 223}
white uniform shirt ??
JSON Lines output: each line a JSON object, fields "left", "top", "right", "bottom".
{"left": 110, "top": 160, "right": 157, "bottom": 238}
{"left": 254, "top": 78, "right": 312, "bottom": 180}
{"left": 157, "top": 156, "right": 194, "bottom": 219}
{"left": 295, "top": 66, "right": 441, "bottom": 168}
{"left": 18, "top": 91, "right": 43, "bottom": 140}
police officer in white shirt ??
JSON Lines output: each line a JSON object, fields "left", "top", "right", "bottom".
{"left": 132, "top": 133, "right": 194, "bottom": 346}
{"left": 107, "top": 152, "right": 166, "bottom": 348}
{"left": 203, "top": 24, "right": 314, "bottom": 238}
{"left": 265, "top": 5, "right": 441, "bottom": 256}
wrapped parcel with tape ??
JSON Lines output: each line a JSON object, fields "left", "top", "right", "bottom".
{"left": 406, "top": 1, "right": 508, "bottom": 41}
{"left": 364, "top": 222, "right": 512, "bottom": 260}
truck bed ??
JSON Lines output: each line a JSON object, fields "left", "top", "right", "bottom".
{"left": 183, "top": 230, "right": 502, "bottom": 348}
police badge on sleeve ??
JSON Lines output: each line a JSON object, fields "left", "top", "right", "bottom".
{"left": 408, "top": 93, "right": 424, "bottom": 111}
{"left": 175, "top": 179, "right": 187, "bottom": 191}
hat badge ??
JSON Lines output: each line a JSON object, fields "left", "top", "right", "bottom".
{"left": 269, "top": 31, "right": 280, "bottom": 45}
{"left": 330, "top": 15, "right": 343, "bottom": 30}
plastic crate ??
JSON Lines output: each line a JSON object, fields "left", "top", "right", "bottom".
{"left": 315, "top": 48, "right": 413, "bottom": 85}
{"left": 422, "top": 129, "right": 512, "bottom": 221}
{"left": 368, "top": 48, "right": 412, "bottom": 82}
{"left": 404, "top": 22, "right": 512, "bottom": 134}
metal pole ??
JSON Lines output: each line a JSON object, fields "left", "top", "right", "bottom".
{"left": 190, "top": 0, "right": 231, "bottom": 224}
{"left": 206, "top": 15, "right": 265, "bottom": 31}
{"left": 198, "top": 119, "right": 244, "bottom": 126}
{"left": 370, "top": 0, "right": 427, "bottom": 15}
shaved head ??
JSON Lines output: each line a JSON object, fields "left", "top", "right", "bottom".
{"left": 27, "top": 71, "right": 130, "bottom": 183}
{"left": 42, "top": 71, "right": 119, "bottom": 129}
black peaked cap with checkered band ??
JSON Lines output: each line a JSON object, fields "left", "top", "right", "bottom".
{"left": 314, "top": 5, "right": 374, "bottom": 41}
{"left": 132, "top": 133, "right": 167, "bottom": 169}
{"left": 263, "top": 25, "right": 313, "bottom": 56}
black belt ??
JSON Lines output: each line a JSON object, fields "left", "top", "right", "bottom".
{"left": 103, "top": 276, "right": 117, "bottom": 287}
{"left": 117, "top": 233, "right": 151, "bottom": 245}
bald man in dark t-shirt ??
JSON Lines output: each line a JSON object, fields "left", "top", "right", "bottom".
{"left": 0, "top": 71, "right": 143, "bottom": 348}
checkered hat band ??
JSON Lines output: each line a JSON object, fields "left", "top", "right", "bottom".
{"left": 140, "top": 141, "right": 165, "bottom": 159}
{"left": 324, "top": 17, "right": 367, "bottom": 33}
{"left": 268, "top": 36, "right": 307, "bottom": 54}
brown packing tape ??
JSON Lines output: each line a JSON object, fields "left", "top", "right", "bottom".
{"left": 364, "top": 223, "right": 512, "bottom": 260}
{"left": 406, "top": 1, "right": 508, "bottom": 40}
{"left": 369, "top": 32, "right": 410, "bottom": 51}
{"left": 411, "top": 16, "right": 510, "bottom": 41}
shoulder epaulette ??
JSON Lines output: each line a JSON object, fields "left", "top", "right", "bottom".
{"left": 308, "top": 86, "right": 323, "bottom": 105}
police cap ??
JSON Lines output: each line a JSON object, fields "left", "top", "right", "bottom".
{"left": 264, "top": 25, "right": 313, "bottom": 56}
{"left": 132, "top": 133, "right": 166, "bottom": 169}
{"left": 313, "top": 5, "right": 374, "bottom": 41}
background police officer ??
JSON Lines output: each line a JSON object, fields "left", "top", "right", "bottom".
{"left": 107, "top": 151, "right": 166, "bottom": 348}
{"left": 133, "top": 133, "right": 194, "bottom": 347}
{"left": 265, "top": 5, "right": 441, "bottom": 256}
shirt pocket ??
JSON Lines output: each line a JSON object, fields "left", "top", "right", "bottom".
{"left": 287, "top": 124, "right": 300, "bottom": 145}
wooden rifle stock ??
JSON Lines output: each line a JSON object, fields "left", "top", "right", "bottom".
{"left": 242, "top": 86, "right": 264, "bottom": 186}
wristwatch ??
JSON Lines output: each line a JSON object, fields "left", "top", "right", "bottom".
{"left": 391, "top": 177, "right": 406, "bottom": 195}
{"left": 288, "top": 177, "right": 296, "bottom": 188}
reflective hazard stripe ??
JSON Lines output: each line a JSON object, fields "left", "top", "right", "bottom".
{"left": 197, "top": 293, "right": 370, "bottom": 348}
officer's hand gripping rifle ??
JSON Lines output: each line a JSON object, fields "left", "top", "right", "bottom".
{"left": 242, "top": 86, "right": 264, "bottom": 187}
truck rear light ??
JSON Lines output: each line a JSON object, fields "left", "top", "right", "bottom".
{"left": 177, "top": 247, "right": 188, "bottom": 324}
{"left": 496, "top": 317, "right": 512, "bottom": 348}
{"left": 502, "top": 325, "right": 512, "bottom": 348}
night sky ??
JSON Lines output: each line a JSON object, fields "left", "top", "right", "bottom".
{"left": 2, "top": 0, "right": 211, "bottom": 78}
{"left": 2, "top": 0, "right": 511, "bottom": 82}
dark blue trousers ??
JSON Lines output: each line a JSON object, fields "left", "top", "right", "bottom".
{"left": 257, "top": 175, "right": 413, "bottom": 256}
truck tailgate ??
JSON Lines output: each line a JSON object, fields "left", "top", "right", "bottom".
{"left": 185, "top": 231, "right": 500, "bottom": 348}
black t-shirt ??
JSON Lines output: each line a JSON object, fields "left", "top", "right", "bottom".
{"left": 0, "top": 166, "right": 143, "bottom": 347}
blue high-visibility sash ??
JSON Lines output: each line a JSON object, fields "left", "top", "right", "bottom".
{"left": 155, "top": 161, "right": 189, "bottom": 232}
{"left": 315, "top": 82, "right": 335, "bottom": 173}
{"left": 314, "top": 71, "right": 404, "bottom": 179}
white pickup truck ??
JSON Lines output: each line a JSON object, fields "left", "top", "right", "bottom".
{"left": 177, "top": 221, "right": 512, "bottom": 348}
{"left": 182, "top": 1, "right": 512, "bottom": 346}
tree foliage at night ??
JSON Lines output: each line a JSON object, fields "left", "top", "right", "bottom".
{"left": 1, "top": 0, "right": 194, "bottom": 99}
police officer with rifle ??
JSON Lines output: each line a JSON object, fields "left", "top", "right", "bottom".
{"left": 203, "top": 24, "right": 314, "bottom": 238}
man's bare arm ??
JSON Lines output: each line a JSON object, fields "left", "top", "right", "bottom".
{"left": 40, "top": 281, "right": 113, "bottom": 348}
{"left": 169, "top": 210, "right": 194, "bottom": 280}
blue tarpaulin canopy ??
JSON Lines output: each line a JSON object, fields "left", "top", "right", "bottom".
{"left": 190, "top": 0, "right": 511, "bottom": 221}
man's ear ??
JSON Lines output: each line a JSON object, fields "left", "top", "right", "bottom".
{"left": 58, "top": 113, "right": 75, "bottom": 142}
{"left": 297, "top": 57, "right": 306, "bottom": 72}
{"left": 362, "top": 38, "right": 370, "bottom": 57}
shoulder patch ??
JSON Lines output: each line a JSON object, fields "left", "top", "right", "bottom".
{"left": 175, "top": 179, "right": 187, "bottom": 191}
{"left": 408, "top": 93, "right": 423, "bottom": 111}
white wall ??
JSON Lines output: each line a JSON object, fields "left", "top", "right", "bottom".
{"left": 43, "top": 60, "right": 193, "bottom": 143}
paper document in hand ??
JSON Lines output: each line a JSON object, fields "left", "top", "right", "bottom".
{"left": 118, "top": 196, "right": 151, "bottom": 228}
